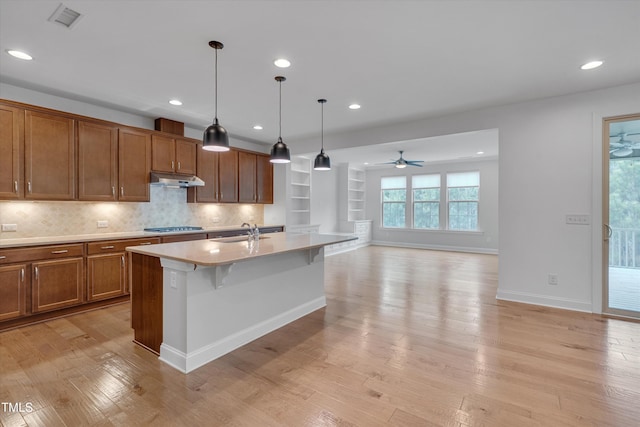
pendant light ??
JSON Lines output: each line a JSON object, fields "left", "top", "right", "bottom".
{"left": 270, "top": 76, "right": 291, "bottom": 163}
{"left": 313, "top": 99, "right": 331, "bottom": 170}
{"left": 203, "top": 40, "right": 230, "bottom": 152}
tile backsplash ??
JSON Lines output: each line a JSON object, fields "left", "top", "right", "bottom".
{"left": 0, "top": 186, "right": 265, "bottom": 239}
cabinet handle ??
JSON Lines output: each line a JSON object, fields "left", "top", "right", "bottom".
{"left": 101, "top": 245, "right": 115, "bottom": 250}
{"left": 28, "top": 181, "right": 32, "bottom": 193}
{"left": 220, "top": 191, "right": 223, "bottom": 200}
{"left": 139, "top": 242, "right": 152, "bottom": 245}
{"left": 120, "top": 187, "right": 125, "bottom": 197}
{"left": 112, "top": 186, "right": 116, "bottom": 197}
{"left": 177, "top": 161, "right": 181, "bottom": 170}
{"left": 121, "top": 255, "right": 125, "bottom": 267}
{"left": 171, "top": 160, "right": 175, "bottom": 170}
{"left": 21, "top": 268, "right": 25, "bottom": 282}
{"left": 14, "top": 181, "right": 18, "bottom": 193}
{"left": 34, "top": 266, "right": 39, "bottom": 281}
{"left": 51, "top": 250, "right": 69, "bottom": 254}
{"left": 0, "top": 256, "right": 6, "bottom": 260}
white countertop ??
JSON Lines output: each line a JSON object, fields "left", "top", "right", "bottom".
{"left": 126, "top": 232, "right": 357, "bottom": 266}
{"left": 0, "top": 225, "right": 284, "bottom": 249}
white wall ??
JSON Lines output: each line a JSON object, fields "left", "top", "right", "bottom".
{"left": 289, "top": 82, "right": 640, "bottom": 313}
{"left": 365, "top": 158, "right": 499, "bottom": 254}
{"left": 310, "top": 168, "right": 339, "bottom": 233}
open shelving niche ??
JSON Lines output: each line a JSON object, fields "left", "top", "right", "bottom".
{"left": 286, "top": 156, "right": 319, "bottom": 232}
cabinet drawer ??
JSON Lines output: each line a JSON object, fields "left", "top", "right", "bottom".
{"left": 0, "top": 244, "right": 84, "bottom": 265}
{"left": 161, "top": 233, "right": 207, "bottom": 243}
{"left": 86, "top": 237, "right": 160, "bottom": 255}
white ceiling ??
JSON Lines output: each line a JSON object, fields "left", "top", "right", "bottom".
{"left": 1, "top": 0, "right": 639, "bottom": 164}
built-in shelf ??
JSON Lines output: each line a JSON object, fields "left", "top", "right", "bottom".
{"left": 287, "top": 156, "right": 312, "bottom": 227}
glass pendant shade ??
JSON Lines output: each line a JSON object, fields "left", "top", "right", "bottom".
{"left": 203, "top": 118, "right": 230, "bottom": 152}
{"left": 270, "top": 137, "right": 290, "bottom": 163}
{"left": 203, "top": 40, "right": 230, "bottom": 152}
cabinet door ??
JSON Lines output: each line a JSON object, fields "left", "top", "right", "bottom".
{"left": 0, "top": 104, "right": 24, "bottom": 199}
{"left": 0, "top": 264, "right": 27, "bottom": 321}
{"left": 151, "top": 134, "right": 175, "bottom": 172}
{"left": 32, "top": 258, "right": 84, "bottom": 313}
{"left": 188, "top": 148, "right": 219, "bottom": 202}
{"left": 24, "top": 110, "right": 75, "bottom": 200}
{"left": 218, "top": 149, "right": 238, "bottom": 202}
{"left": 175, "top": 139, "right": 197, "bottom": 175}
{"left": 119, "top": 128, "right": 151, "bottom": 202}
{"left": 256, "top": 154, "right": 273, "bottom": 204}
{"left": 78, "top": 121, "right": 118, "bottom": 201}
{"left": 238, "top": 151, "right": 257, "bottom": 203}
{"left": 87, "top": 253, "right": 126, "bottom": 301}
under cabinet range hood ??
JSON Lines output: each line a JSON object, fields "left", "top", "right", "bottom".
{"left": 150, "top": 172, "right": 205, "bottom": 187}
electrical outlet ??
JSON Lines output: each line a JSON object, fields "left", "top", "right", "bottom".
{"left": 548, "top": 273, "right": 558, "bottom": 285}
{"left": 212, "top": 217, "right": 220, "bottom": 224}
{"left": 97, "top": 220, "right": 109, "bottom": 228}
{"left": 1, "top": 224, "right": 18, "bottom": 232}
{"left": 170, "top": 271, "right": 177, "bottom": 289}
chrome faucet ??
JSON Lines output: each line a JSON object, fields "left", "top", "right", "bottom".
{"left": 241, "top": 223, "right": 259, "bottom": 241}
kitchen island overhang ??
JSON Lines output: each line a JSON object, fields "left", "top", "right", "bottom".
{"left": 126, "top": 232, "right": 356, "bottom": 373}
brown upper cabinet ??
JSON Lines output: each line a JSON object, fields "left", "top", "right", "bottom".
{"left": 0, "top": 104, "right": 24, "bottom": 199}
{"left": 119, "top": 128, "right": 151, "bottom": 202}
{"left": 25, "top": 110, "right": 76, "bottom": 200}
{"left": 188, "top": 148, "right": 238, "bottom": 203}
{"left": 238, "top": 151, "right": 273, "bottom": 204}
{"left": 151, "top": 135, "right": 196, "bottom": 175}
{"left": 78, "top": 121, "right": 118, "bottom": 201}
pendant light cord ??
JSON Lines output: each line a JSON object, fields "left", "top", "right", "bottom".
{"left": 278, "top": 79, "right": 282, "bottom": 138}
{"left": 321, "top": 101, "right": 324, "bottom": 151}
{"left": 214, "top": 47, "right": 218, "bottom": 120}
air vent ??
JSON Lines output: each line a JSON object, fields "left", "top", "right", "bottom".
{"left": 48, "top": 3, "right": 82, "bottom": 28}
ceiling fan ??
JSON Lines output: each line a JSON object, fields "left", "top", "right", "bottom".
{"left": 381, "top": 150, "right": 424, "bottom": 168}
{"left": 610, "top": 132, "right": 640, "bottom": 157}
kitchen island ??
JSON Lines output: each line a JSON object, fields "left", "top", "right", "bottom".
{"left": 126, "top": 232, "right": 356, "bottom": 373}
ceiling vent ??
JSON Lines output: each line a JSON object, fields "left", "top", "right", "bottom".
{"left": 48, "top": 3, "right": 82, "bottom": 29}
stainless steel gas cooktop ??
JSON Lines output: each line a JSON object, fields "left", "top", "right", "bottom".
{"left": 143, "top": 226, "right": 204, "bottom": 233}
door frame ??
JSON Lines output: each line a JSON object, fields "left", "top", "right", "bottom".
{"left": 601, "top": 113, "right": 640, "bottom": 318}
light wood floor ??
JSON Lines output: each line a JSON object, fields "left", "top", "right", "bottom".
{"left": 1, "top": 246, "right": 639, "bottom": 426}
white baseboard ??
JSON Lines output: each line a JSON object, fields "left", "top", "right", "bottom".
{"left": 160, "top": 296, "right": 327, "bottom": 373}
{"left": 496, "top": 289, "right": 592, "bottom": 313}
{"left": 371, "top": 240, "right": 498, "bottom": 255}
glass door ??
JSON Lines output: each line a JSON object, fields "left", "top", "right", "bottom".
{"left": 603, "top": 113, "right": 640, "bottom": 318}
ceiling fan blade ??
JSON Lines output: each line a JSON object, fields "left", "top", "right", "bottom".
{"left": 611, "top": 148, "right": 633, "bottom": 157}
{"left": 405, "top": 160, "right": 424, "bottom": 163}
{"left": 406, "top": 162, "right": 423, "bottom": 167}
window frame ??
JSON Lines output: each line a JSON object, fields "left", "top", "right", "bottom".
{"left": 412, "top": 174, "right": 441, "bottom": 230}
{"left": 446, "top": 171, "right": 480, "bottom": 231}
{"left": 380, "top": 176, "right": 407, "bottom": 228}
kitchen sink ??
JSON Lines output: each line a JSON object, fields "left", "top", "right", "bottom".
{"left": 212, "top": 236, "right": 271, "bottom": 243}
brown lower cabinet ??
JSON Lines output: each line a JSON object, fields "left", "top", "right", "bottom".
{"left": 32, "top": 257, "right": 84, "bottom": 313}
{"left": 0, "top": 264, "right": 27, "bottom": 321}
{"left": 87, "top": 253, "right": 127, "bottom": 301}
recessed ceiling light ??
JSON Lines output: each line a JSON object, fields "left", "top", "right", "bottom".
{"left": 253, "top": 125, "right": 263, "bottom": 130}
{"left": 348, "top": 104, "right": 361, "bottom": 110}
{"left": 7, "top": 50, "right": 33, "bottom": 60}
{"left": 274, "top": 58, "right": 291, "bottom": 68}
{"left": 169, "top": 99, "right": 182, "bottom": 106}
{"left": 580, "top": 60, "right": 603, "bottom": 70}
{"left": 476, "top": 151, "right": 484, "bottom": 155}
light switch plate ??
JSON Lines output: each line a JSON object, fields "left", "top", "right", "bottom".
{"left": 566, "top": 214, "right": 590, "bottom": 225}
{"left": 97, "top": 220, "right": 109, "bottom": 228}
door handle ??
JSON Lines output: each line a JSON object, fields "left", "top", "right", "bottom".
{"left": 604, "top": 224, "right": 612, "bottom": 241}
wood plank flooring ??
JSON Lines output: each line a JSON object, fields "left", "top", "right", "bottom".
{"left": 1, "top": 246, "right": 639, "bottom": 426}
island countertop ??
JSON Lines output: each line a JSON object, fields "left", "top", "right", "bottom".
{"left": 126, "top": 232, "right": 356, "bottom": 266}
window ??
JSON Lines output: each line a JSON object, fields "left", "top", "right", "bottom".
{"left": 447, "top": 172, "right": 479, "bottom": 230}
{"left": 381, "top": 176, "right": 406, "bottom": 228}
{"left": 412, "top": 174, "right": 440, "bottom": 229}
